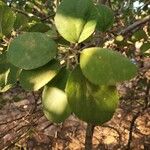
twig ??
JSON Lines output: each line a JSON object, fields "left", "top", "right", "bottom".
{"left": 126, "top": 110, "right": 141, "bottom": 150}
{"left": 41, "top": 13, "right": 55, "bottom": 21}
{"left": 126, "top": 80, "right": 150, "bottom": 149}
{"left": 85, "top": 123, "right": 95, "bottom": 150}
{"left": 2, "top": 124, "right": 35, "bottom": 150}
{"left": 118, "top": 15, "right": 150, "bottom": 35}
{"left": 144, "top": 80, "right": 150, "bottom": 108}
{"left": 11, "top": 7, "right": 32, "bottom": 18}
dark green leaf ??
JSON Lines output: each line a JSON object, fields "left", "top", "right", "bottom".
{"left": 19, "top": 60, "right": 60, "bottom": 91}
{"left": 47, "top": 67, "right": 70, "bottom": 90}
{"left": 7, "top": 32, "right": 57, "bottom": 70}
{"left": 131, "top": 29, "right": 147, "bottom": 42}
{"left": 66, "top": 66, "right": 119, "bottom": 125}
{"left": 0, "top": 1, "right": 16, "bottom": 37}
{"left": 28, "top": 23, "right": 50, "bottom": 33}
{"left": 14, "top": 13, "right": 28, "bottom": 30}
{"left": 140, "top": 42, "right": 150, "bottom": 54}
{"left": 96, "top": 4, "right": 114, "bottom": 32}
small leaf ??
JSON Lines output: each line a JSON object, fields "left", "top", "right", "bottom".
{"left": 7, "top": 32, "right": 57, "bottom": 70}
{"left": 80, "top": 48, "right": 137, "bottom": 85}
{"left": 55, "top": 0, "right": 97, "bottom": 43}
{"left": 115, "top": 35, "right": 124, "bottom": 42}
{"left": 14, "top": 13, "right": 28, "bottom": 30}
{"left": 66, "top": 66, "right": 119, "bottom": 125}
{"left": 131, "top": 29, "right": 147, "bottom": 42}
{"left": 140, "top": 42, "right": 150, "bottom": 54}
{"left": 42, "top": 86, "right": 71, "bottom": 123}
{"left": 19, "top": 60, "right": 60, "bottom": 91}
{"left": 96, "top": 4, "right": 114, "bottom": 32}
{"left": 0, "top": 1, "right": 16, "bottom": 37}
{"left": 0, "top": 64, "right": 9, "bottom": 88}
{"left": 28, "top": 23, "right": 50, "bottom": 33}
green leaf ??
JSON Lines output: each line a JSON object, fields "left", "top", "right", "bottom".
{"left": 0, "top": 53, "right": 19, "bottom": 92}
{"left": 42, "top": 86, "right": 71, "bottom": 123}
{"left": 19, "top": 60, "right": 60, "bottom": 91}
{"left": 55, "top": 0, "right": 97, "bottom": 43}
{"left": 47, "top": 67, "right": 70, "bottom": 90}
{"left": 140, "top": 42, "right": 150, "bottom": 54}
{"left": 0, "top": 64, "right": 9, "bottom": 88}
{"left": 14, "top": 13, "right": 28, "bottom": 30}
{"left": 0, "top": 1, "right": 16, "bottom": 37}
{"left": 7, "top": 32, "right": 57, "bottom": 70}
{"left": 131, "top": 29, "right": 147, "bottom": 42}
{"left": 115, "top": 35, "right": 124, "bottom": 42}
{"left": 66, "top": 66, "right": 119, "bottom": 125}
{"left": 96, "top": 4, "right": 114, "bottom": 32}
{"left": 28, "top": 23, "right": 50, "bottom": 33}
{"left": 80, "top": 48, "right": 137, "bottom": 85}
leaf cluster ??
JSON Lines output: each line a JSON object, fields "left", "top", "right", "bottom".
{"left": 0, "top": 0, "right": 143, "bottom": 125}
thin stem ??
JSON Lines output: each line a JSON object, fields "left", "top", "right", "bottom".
{"left": 85, "top": 123, "right": 95, "bottom": 150}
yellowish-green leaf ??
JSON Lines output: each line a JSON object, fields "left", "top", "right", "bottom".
{"left": 42, "top": 86, "right": 71, "bottom": 123}
{"left": 80, "top": 48, "right": 137, "bottom": 85}
{"left": 55, "top": 0, "right": 97, "bottom": 43}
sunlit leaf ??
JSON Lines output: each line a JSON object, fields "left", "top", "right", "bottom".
{"left": 42, "top": 86, "right": 71, "bottom": 123}
{"left": 80, "top": 48, "right": 137, "bottom": 85}
{"left": 55, "top": 0, "right": 97, "bottom": 43}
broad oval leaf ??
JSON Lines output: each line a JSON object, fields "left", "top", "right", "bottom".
{"left": 19, "top": 60, "right": 60, "bottom": 91}
{"left": 80, "top": 48, "right": 137, "bottom": 85}
{"left": 0, "top": 2, "right": 16, "bottom": 37}
{"left": 96, "top": 4, "right": 114, "bottom": 32}
{"left": 42, "top": 86, "right": 71, "bottom": 123}
{"left": 55, "top": 0, "right": 97, "bottom": 43}
{"left": 66, "top": 66, "right": 119, "bottom": 125}
{"left": 7, "top": 32, "right": 57, "bottom": 70}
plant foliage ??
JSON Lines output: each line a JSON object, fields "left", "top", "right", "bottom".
{"left": 1, "top": 0, "right": 147, "bottom": 125}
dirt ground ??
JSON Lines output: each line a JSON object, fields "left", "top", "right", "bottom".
{"left": 0, "top": 58, "right": 150, "bottom": 150}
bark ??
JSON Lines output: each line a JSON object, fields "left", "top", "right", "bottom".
{"left": 119, "top": 15, "right": 150, "bottom": 35}
{"left": 85, "top": 123, "right": 95, "bottom": 150}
